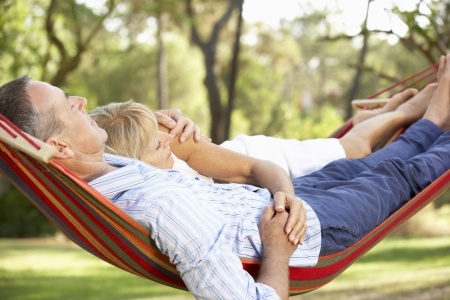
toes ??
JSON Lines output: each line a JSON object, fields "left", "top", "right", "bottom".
{"left": 391, "top": 88, "right": 418, "bottom": 104}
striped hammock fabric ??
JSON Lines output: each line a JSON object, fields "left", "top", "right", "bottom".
{"left": 0, "top": 63, "right": 448, "bottom": 296}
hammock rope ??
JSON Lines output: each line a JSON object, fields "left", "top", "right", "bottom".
{"left": 367, "top": 62, "right": 439, "bottom": 99}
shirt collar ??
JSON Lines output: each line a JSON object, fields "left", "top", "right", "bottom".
{"left": 89, "top": 154, "right": 147, "bottom": 196}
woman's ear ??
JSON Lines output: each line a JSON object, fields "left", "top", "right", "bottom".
{"left": 45, "top": 136, "right": 74, "bottom": 159}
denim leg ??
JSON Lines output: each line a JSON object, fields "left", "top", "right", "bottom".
{"left": 295, "top": 125, "right": 450, "bottom": 256}
{"left": 292, "top": 119, "right": 443, "bottom": 189}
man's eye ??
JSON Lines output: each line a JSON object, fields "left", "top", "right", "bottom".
{"left": 156, "top": 140, "right": 161, "bottom": 150}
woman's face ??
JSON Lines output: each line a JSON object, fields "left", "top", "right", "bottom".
{"left": 142, "top": 131, "right": 174, "bottom": 169}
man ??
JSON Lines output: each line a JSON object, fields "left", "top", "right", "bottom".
{"left": 0, "top": 54, "right": 449, "bottom": 300}
{"left": 0, "top": 74, "right": 305, "bottom": 299}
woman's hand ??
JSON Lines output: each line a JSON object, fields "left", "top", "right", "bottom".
{"left": 153, "top": 108, "right": 201, "bottom": 143}
{"left": 273, "top": 192, "right": 307, "bottom": 245}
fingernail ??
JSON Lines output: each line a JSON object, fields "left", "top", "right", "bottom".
{"left": 286, "top": 228, "right": 292, "bottom": 234}
{"left": 294, "top": 238, "right": 299, "bottom": 245}
{"left": 276, "top": 205, "right": 283, "bottom": 210}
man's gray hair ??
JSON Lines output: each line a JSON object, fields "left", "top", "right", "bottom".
{"left": 0, "top": 75, "right": 63, "bottom": 140}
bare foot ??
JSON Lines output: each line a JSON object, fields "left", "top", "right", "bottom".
{"left": 352, "top": 88, "right": 418, "bottom": 125}
{"left": 395, "top": 83, "right": 437, "bottom": 124}
{"left": 423, "top": 54, "right": 450, "bottom": 131}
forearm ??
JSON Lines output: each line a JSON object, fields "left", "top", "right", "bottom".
{"left": 250, "top": 160, "right": 295, "bottom": 196}
{"left": 258, "top": 209, "right": 297, "bottom": 300}
{"left": 257, "top": 254, "right": 290, "bottom": 300}
{"left": 170, "top": 132, "right": 295, "bottom": 195}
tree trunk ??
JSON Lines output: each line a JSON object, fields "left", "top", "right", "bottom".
{"left": 185, "top": 0, "right": 241, "bottom": 143}
{"left": 204, "top": 48, "right": 226, "bottom": 143}
{"left": 224, "top": 0, "right": 244, "bottom": 141}
{"left": 156, "top": 12, "right": 170, "bottom": 109}
{"left": 346, "top": 0, "right": 372, "bottom": 120}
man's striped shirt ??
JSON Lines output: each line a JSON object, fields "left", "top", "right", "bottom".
{"left": 90, "top": 154, "right": 321, "bottom": 299}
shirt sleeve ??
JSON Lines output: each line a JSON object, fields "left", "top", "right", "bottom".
{"left": 143, "top": 192, "right": 281, "bottom": 300}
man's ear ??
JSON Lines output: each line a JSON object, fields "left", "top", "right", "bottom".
{"left": 45, "top": 136, "right": 74, "bottom": 159}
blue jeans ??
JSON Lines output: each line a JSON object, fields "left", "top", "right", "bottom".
{"left": 292, "top": 119, "right": 450, "bottom": 255}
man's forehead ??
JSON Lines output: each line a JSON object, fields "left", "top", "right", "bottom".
{"left": 29, "top": 80, "right": 54, "bottom": 93}
{"left": 29, "top": 81, "right": 65, "bottom": 99}
{"left": 27, "top": 81, "right": 64, "bottom": 111}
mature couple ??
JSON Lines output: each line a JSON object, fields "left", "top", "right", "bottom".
{"left": 0, "top": 54, "right": 449, "bottom": 300}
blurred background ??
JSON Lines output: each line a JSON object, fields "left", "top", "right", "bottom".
{"left": 0, "top": 0, "right": 449, "bottom": 299}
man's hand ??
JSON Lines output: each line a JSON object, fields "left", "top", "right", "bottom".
{"left": 153, "top": 109, "right": 201, "bottom": 143}
{"left": 257, "top": 205, "right": 297, "bottom": 300}
{"left": 259, "top": 205, "right": 297, "bottom": 256}
{"left": 272, "top": 192, "right": 307, "bottom": 245}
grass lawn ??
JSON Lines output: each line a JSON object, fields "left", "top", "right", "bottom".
{"left": 295, "top": 236, "right": 450, "bottom": 300}
{"left": 0, "top": 238, "right": 194, "bottom": 300}
{"left": 1, "top": 234, "right": 449, "bottom": 300}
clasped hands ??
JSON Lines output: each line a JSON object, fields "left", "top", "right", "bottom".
{"left": 259, "top": 192, "right": 306, "bottom": 263}
{"left": 153, "top": 108, "right": 201, "bottom": 143}
{"left": 268, "top": 192, "right": 307, "bottom": 246}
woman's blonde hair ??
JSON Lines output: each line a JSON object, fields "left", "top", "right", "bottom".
{"left": 89, "top": 100, "right": 158, "bottom": 160}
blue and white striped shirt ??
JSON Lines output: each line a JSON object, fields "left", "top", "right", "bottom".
{"left": 90, "top": 154, "right": 321, "bottom": 299}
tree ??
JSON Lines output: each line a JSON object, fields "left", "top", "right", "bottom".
{"left": 383, "top": 0, "right": 449, "bottom": 64}
{"left": 185, "top": 0, "right": 244, "bottom": 143}
{"left": 43, "top": 0, "right": 116, "bottom": 86}
{"left": 123, "top": 0, "right": 184, "bottom": 110}
{"left": 310, "top": 0, "right": 447, "bottom": 119}
{"left": 224, "top": 0, "right": 243, "bottom": 140}
{"left": 345, "top": 0, "right": 372, "bottom": 119}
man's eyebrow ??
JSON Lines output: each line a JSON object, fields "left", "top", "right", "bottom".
{"left": 63, "top": 91, "right": 69, "bottom": 99}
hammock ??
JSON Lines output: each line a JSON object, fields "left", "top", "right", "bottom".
{"left": 0, "top": 64, "right": 449, "bottom": 296}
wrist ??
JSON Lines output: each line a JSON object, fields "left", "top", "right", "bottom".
{"left": 262, "top": 249, "right": 291, "bottom": 263}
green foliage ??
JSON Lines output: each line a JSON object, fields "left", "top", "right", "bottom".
{"left": 0, "top": 0, "right": 46, "bottom": 82}
{"left": 0, "top": 186, "right": 56, "bottom": 237}
{"left": 231, "top": 53, "right": 285, "bottom": 136}
{"left": 69, "top": 34, "right": 210, "bottom": 130}
{"left": 276, "top": 104, "right": 344, "bottom": 140}
{"left": 434, "top": 190, "right": 450, "bottom": 209}
{"left": 392, "top": 0, "right": 449, "bottom": 61}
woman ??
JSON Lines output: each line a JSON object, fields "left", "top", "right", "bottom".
{"left": 88, "top": 86, "right": 433, "bottom": 184}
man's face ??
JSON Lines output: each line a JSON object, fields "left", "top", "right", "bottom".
{"left": 27, "top": 81, "right": 107, "bottom": 155}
